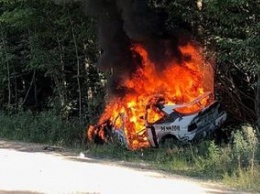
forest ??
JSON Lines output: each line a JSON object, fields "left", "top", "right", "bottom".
{"left": 0, "top": 0, "right": 259, "bottom": 191}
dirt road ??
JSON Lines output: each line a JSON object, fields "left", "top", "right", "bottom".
{"left": 0, "top": 139, "right": 251, "bottom": 194}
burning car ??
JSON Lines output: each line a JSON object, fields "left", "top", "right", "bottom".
{"left": 112, "top": 92, "right": 227, "bottom": 148}
{"left": 87, "top": 43, "right": 225, "bottom": 150}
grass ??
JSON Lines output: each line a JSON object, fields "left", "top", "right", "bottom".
{"left": 222, "top": 169, "right": 260, "bottom": 191}
{"left": 0, "top": 110, "right": 84, "bottom": 147}
{"left": 0, "top": 110, "right": 259, "bottom": 192}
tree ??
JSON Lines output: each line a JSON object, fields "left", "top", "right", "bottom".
{"left": 0, "top": 0, "right": 105, "bottom": 122}
{"left": 162, "top": 0, "right": 259, "bottom": 125}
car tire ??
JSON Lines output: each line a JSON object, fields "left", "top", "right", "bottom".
{"left": 160, "top": 135, "right": 179, "bottom": 149}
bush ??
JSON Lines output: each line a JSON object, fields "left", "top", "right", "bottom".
{"left": 0, "top": 110, "right": 85, "bottom": 147}
{"left": 232, "top": 125, "right": 258, "bottom": 174}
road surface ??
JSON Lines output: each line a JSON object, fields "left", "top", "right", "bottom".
{"left": 0, "top": 139, "right": 251, "bottom": 194}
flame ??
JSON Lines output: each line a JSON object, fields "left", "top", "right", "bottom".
{"left": 88, "top": 42, "right": 214, "bottom": 150}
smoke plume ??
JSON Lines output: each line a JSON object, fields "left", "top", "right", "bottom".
{"left": 84, "top": 0, "right": 194, "bottom": 97}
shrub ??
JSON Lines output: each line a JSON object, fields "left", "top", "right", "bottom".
{"left": 232, "top": 125, "right": 258, "bottom": 174}
{"left": 0, "top": 110, "right": 85, "bottom": 147}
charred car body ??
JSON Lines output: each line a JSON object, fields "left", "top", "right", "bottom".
{"left": 113, "top": 92, "right": 227, "bottom": 148}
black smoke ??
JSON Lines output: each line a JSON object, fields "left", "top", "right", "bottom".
{"left": 84, "top": 0, "right": 192, "bottom": 97}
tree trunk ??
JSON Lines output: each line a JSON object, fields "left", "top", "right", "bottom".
{"left": 0, "top": 24, "right": 11, "bottom": 109}
{"left": 7, "top": 58, "right": 11, "bottom": 109}
{"left": 257, "top": 67, "right": 260, "bottom": 131}
{"left": 15, "top": 75, "right": 18, "bottom": 111}
{"left": 34, "top": 77, "right": 38, "bottom": 110}
{"left": 56, "top": 36, "right": 66, "bottom": 108}
{"left": 69, "top": 10, "right": 82, "bottom": 123}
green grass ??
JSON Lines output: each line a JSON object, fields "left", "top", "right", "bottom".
{"left": 0, "top": 110, "right": 84, "bottom": 147}
{"left": 222, "top": 169, "right": 260, "bottom": 192}
{"left": 0, "top": 111, "right": 259, "bottom": 192}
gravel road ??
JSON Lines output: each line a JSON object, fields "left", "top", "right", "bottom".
{"left": 0, "top": 139, "right": 252, "bottom": 194}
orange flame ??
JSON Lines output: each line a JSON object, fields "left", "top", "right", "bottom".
{"left": 88, "top": 42, "right": 214, "bottom": 150}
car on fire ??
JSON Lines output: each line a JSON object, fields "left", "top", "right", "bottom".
{"left": 113, "top": 92, "right": 227, "bottom": 148}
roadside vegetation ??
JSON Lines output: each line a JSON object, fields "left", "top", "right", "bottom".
{"left": 0, "top": 0, "right": 259, "bottom": 193}
{"left": 0, "top": 110, "right": 84, "bottom": 147}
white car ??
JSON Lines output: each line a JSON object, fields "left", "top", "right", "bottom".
{"left": 113, "top": 92, "right": 227, "bottom": 148}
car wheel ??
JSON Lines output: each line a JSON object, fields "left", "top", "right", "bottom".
{"left": 160, "top": 135, "right": 179, "bottom": 149}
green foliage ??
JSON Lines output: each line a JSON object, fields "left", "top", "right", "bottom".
{"left": 222, "top": 167, "right": 260, "bottom": 191}
{"left": 164, "top": 0, "right": 259, "bottom": 124}
{"left": 0, "top": 7, "right": 34, "bottom": 27}
{"left": 203, "top": 0, "right": 259, "bottom": 123}
{"left": 232, "top": 125, "right": 258, "bottom": 173}
{"left": 0, "top": 110, "right": 84, "bottom": 147}
{"left": 0, "top": 0, "right": 105, "bottom": 124}
{"left": 194, "top": 141, "right": 222, "bottom": 178}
